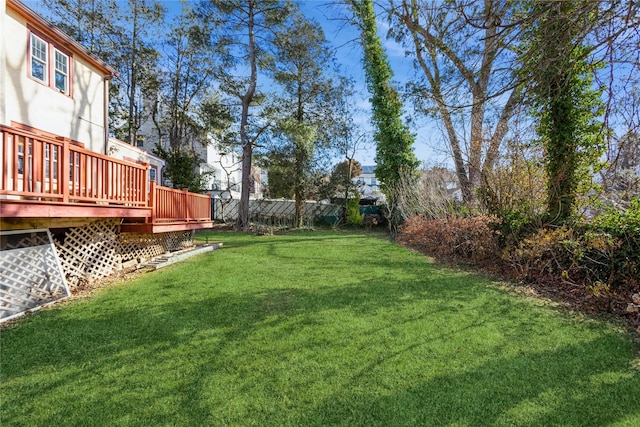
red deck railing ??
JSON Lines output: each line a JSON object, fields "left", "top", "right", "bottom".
{"left": 151, "top": 182, "right": 212, "bottom": 223}
{"left": 0, "top": 124, "right": 211, "bottom": 224}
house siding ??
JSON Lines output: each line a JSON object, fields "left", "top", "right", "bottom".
{"left": 0, "top": 1, "right": 212, "bottom": 315}
{"left": 108, "top": 136, "right": 165, "bottom": 185}
{"left": 2, "top": 2, "right": 109, "bottom": 153}
{"left": 0, "top": 0, "right": 7, "bottom": 126}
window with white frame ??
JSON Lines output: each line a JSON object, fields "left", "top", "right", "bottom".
{"left": 29, "top": 30, "right": 71, "bottom": 95}
{"left": 44, "top": 144, "right": 59, "bottom": 180}
{"left": 54, "top": 50, "right": 69, "bottom": 93}
{"left": 30, "top": 33, "right": 47, "bottom": 82}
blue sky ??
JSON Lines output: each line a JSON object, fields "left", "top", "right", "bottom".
{"left": 297, "top": 1, "right": 443, "bottom": 167}
{"left": 23, "top": 0, "right": 446, "bottom": 168}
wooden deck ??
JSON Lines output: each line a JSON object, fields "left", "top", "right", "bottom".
{"left": 0, "top": 125, "right": 212, "bottom": 232}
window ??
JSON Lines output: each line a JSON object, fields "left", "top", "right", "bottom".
{"left": 30, "top": 34, "right": 47, "bottom": 82}
{"left": 149, "top": 167, "right": 157, "bottom": 182}
{"left": 44, "top": 144, "right": 59, "bottom": 180}
{"left": 18, "top": 140, "right": 34, "bottom": 180}
{"left": 70, "top": 152, "right": 80, "bottom": 183}
{"left": 54, "top": 50, "right": 68, "bottom": 92}
{"left": 18, "top": 141, "right": 25, "bottom": 175}
{"left": 28, "top": 29, "right": 72, "bottom": 96}
{"left": 53, "top": 146, "right": 58, "bottom": 179}
{"left": 45, "top": 144, "right": 50, "bottom": 178}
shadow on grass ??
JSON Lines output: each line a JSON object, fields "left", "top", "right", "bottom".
{"left": 2, "top": 232, "right": 639, "bottom": 426}
{"left": 300, "top": 334, "right": 640, "bottom": 426}
{"left": 2, "top": 269, "right": 486, "bottom": 373}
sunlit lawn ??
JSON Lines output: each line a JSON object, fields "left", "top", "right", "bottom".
{"left": 1, "top": 230, "right": 639, "bottom": 426}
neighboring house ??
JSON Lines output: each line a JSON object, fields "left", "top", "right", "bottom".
{"left": 198, "top": 142, "right": 264, "bottom": 200}
{"left": 353, "top": 165, "right": 385, "bottom": 202}
{"left": 0, "top": 0, "right": 213, "bottom": 322}
{"left": 195, "top": 139, "right": 242, "bottom": 199}
{"left": 137, "top": 121, "right": 262, "bottom": 200}
{"left": 352, "top": 165, "right": 462, "bottom": 203}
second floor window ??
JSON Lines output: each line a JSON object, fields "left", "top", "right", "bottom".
{"left": 54, "top": 50, "right": 69, "bottom": 93}
{"left": 29, "top": 31, "right": 71, "bottom": 96}
{"left": 30, "top": 34, "right": 47, "bottom": 82}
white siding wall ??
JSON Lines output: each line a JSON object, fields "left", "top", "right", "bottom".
{"left": 0, "top": 0, "right": 6, "bottom": 127}
{"left": 3, "top": 6, "right": 108, "bottom": 153}
{"left": 200, "top": 142, "right": 242, "bottom": 194}
{"left": 108, "top": 137, "right": 165, "bottom": 184}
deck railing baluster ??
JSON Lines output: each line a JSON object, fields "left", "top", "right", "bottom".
{"left": 1, "top": 124, "right": 211, "bottom": 226}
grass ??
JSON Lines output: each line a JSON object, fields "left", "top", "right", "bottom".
{"left": 2, "top": 230, "right": 639, "bottom": 426}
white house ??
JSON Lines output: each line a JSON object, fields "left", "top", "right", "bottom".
{"left": 1, "top": 0, "right": 115, "bottom": 153}
{"left": 197, "top": 140, "right": 242, "bottom": 198}
{"left": 0, "top": 0, "right": 213, "bottom": 323}
{"left": 353, "top": 165, "right": 385, "bottom": 201}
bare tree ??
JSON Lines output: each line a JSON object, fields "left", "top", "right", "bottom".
{"left": 386, "top": 0, "right": 523, "bottom": 204}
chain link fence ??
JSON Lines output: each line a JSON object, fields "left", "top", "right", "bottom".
{"left": 212, "top": 198, "right": 343, "bottom": 228}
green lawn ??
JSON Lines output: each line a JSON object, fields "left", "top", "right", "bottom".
{"left": 1, "top": 230, "right": 639, "bottom": 426}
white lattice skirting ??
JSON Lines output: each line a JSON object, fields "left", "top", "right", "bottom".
{"left": 1, "top": 220, "right": 195, "bottom": 321}
{"left": 0, "top": 229, "right": 71, "bottom": 322}
{"left": 54, "top": 220, "right": 194, "bottom": 289}
{"left": 54, "top": 219, "right": 122, "bottom": 287}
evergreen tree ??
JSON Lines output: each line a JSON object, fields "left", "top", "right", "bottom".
{"left": 267, "top": 11, "right": 349, "bottom": 226}
{"left": 200, "top": 0, "right": 293, "bottom": 231}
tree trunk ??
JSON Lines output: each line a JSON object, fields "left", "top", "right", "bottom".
{"left": 235, "top": 1, "right": 257, "bottom": 232}
{"left": 294, "top": 147, "right": 304, "bottom": 228}
{"left": 546, "top": 82, "right": 578, "bottom": 221}
{"left": 468, "top": 99, "right": 485, "bottom": 187}
{"left": 483, "top": 89, "right": 520, "bottom": 174}
{"left": 128, "top": 9, "right": 138, "bottom": 145}
{"left": 413, "top": 38, "right": 474, "bottom": 203}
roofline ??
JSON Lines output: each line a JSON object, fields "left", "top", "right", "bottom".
{"left": 7, "top": 0, "right": 117, "bottom": 77}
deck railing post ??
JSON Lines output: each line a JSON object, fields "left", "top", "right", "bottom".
{"left": 183, "top": 188, "right": 189, "bottom": 221}
{"left": 149, "top": 180, "right": 156, "bottom": 223}
{"left": 141, "top": 162, "right": 149, "bottom": 206}
{"left": 62, "top": 139, "right": 70, "bottom": 203}
{"left": 1, "top": 130, "right": 8, "bottom": 191}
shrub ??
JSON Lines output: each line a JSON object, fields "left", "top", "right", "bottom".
{"left": 503, "top": 226, "right": 581, "bottom": 282}
{"left": 398, "top": 215, "right": 501, "bottom": 263}
{"left": 346, "top": 193, "right": 364, "bottom": 226}
{"left": 588, "top": 197, "right": 640, "bottom": 288}
{"left": 503, "top": 222, "right": 638, "bottom": 292}
{"left": 400, "top": 205, "right": 639, "bottom": 296}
